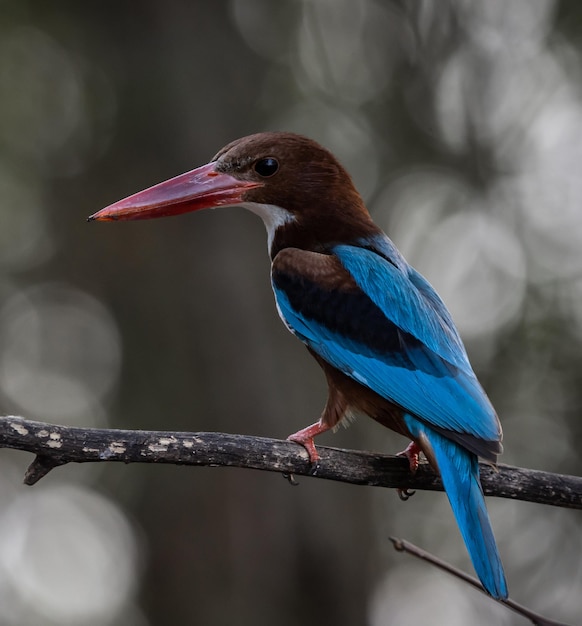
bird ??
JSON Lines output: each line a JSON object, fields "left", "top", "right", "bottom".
{"left": 89, "top": 131, "right": 508, "bottom": 599}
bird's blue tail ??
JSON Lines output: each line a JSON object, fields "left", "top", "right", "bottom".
{"left": 404, "top": 415, "right": 508, "bottom": 599}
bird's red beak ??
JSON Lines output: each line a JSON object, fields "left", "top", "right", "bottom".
{"left": 88, "top": 162, "right": 262, "bottom": 222}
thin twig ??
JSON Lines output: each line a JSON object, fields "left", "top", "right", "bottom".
{"left": 389, "top": 537, "right": 572, "bottom": 626}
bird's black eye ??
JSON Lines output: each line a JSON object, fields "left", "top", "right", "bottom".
{"left": 254, "top": 157, "right": 279, "bottom": 177}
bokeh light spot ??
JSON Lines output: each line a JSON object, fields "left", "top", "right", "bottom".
{"left": 0, "top": 283, "right": 121, "bottom": 424}
{"left": 0, "top": 485, "right": 140, "bottom": 625}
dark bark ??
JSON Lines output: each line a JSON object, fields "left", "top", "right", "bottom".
{"left": 0, "top": 416, "right": 580, "bottom": 510}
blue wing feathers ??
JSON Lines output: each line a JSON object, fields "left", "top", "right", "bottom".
{"left": 274, "top": 268, "right": 456, "bottom": 375}
{"left": 361, "top": 233, "right": 468, "bottom": 352}
{"left": 334, "top": 243, "right": 470, "bottom": 372}
{"left": 273, "top": 259, "right": 501, "bottom": 443}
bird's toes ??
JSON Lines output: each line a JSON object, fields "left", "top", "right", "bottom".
{"left": 287, "top": 433, "right": 321, "bottom": 465}
{"left": 397, "top": 441, "right": 421, "bottom": 474}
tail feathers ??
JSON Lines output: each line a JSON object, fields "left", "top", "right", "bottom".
{"left": 404, "top": 415, "right": 508, "bottom": 599}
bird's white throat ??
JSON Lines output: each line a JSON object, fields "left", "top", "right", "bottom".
{"left": 240, "top": 202, "right": 296, "bottom": 252}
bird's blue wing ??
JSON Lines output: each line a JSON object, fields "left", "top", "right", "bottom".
{"left": 336, "top": 238, "right": 470, "bottom": 370}
{"left": 271, "top": 245, "right": 502, "bottom": 454}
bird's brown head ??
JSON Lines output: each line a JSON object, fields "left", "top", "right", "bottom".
{"left": 89, "top": 132, "right": 377, "bottom": 256}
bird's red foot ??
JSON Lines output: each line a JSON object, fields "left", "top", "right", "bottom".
{"left": 397, "top": 441, "right": 422, "bottom": 501}
{"left": 284, "top": 421, "right": 331, "bottom": 484}
{"left": 287, "top": 421, "right": 328, "bottom": 464}
{"left": 398, "top": 441, "right": 421, "bottom": 473}
{"left": 287, "top": 422, "right": 319, "bottom": 465}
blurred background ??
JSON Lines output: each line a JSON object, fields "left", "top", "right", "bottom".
{"left": 0, "top": 0, "right": 581, "bottom": 624}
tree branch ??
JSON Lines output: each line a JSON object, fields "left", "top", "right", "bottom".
{"left": 0, "top": 415, "right": 579, "bottom": 509}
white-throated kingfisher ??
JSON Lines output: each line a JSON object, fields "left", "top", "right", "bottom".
{"left": 89, "top": 132, "right": 508, "bottom": 599}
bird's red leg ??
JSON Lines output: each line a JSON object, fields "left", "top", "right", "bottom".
{"left": 286, "top": 366, "right": 345, "bottom": 466}
{"left": 396, "top": 441, "right": 422, "bottom": 501}
{"left": 287, "top": 420, "right": 332, "bottom": 464}
{"left": 285, "top": 367, "right": 346, "bottom": 482}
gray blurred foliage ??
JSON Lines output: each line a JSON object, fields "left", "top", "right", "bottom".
{"left": 0, "top": 1, "right": 581, "bottom": 624}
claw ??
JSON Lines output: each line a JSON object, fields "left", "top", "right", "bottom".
{"left": 397, "top": 488, "right": 416, "bottom": 501}
{"left": 307, "top": 461, "right": 320, "bottom": 477}
{"left": 396, "top": 441, "right": 422, "bottom": 500}
{"left": 282, "top": 472, "right": 300, "bottom": 486}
